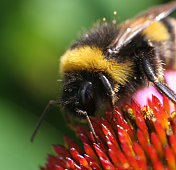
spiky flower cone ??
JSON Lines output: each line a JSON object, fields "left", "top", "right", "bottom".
{"left": 41, "top": 94, "right": 176, "bottom": 170}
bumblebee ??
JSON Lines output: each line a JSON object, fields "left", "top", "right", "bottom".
{"left": 31, "top": 1, "right": 176, "bottom": 141}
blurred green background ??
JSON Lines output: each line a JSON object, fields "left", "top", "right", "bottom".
{"left": 0, "top": 0, "right": 171, "bottom": 169}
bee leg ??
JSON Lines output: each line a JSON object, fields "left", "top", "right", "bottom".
{"left": 99, "top": 73, "right": 116, "bottom": 113}
{"left": 30, "top": 100, "right": 60, "bottom": 142}
{"left": 76, "top": 109, "right": 98, "bottom": 142}
{"left": 141, "top": 56, "right": 176, "bottom": 103}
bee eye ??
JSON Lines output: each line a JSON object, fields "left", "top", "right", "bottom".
{"left": 79, "top": 82, "right": 94, "bottom": 107}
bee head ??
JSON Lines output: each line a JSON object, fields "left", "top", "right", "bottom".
{"left": 61, "top": 72, "right": 110, "bottom": 118}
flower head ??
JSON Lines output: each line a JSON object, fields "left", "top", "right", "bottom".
{"left": 41, "top": 94, "right": 176, "bottom": 170}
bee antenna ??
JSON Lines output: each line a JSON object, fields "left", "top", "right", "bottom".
{"left": 30, "top": 100, "right": 60, "bottom": 142}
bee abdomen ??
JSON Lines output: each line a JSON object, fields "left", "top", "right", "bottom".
{"left": 165, "top": 17, "right": 176, "bottom": 70}
{"left": 158, "top": 18, "right": 176, "bottom": 70}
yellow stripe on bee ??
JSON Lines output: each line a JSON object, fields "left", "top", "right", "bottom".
{"left": 60, "top": 46, "right": 133, "bottom": 85}
{"left": 142, "top": 21, "right": 170, "bottom": 42}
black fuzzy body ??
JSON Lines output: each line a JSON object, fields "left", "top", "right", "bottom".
{"left": 61, "top": 18, "right": 176, "bottom": 118}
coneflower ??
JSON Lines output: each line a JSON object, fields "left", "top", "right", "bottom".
{"left": 41, "top": 71, "right": 176, "bottom": 170}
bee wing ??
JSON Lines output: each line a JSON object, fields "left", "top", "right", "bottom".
{"left": 109, "top": 1, "right": 176, "bottom": 53}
